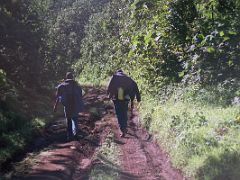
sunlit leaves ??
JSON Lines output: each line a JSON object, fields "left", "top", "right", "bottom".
{"left": 219, "top": 31, "right": 224, "bottom": 37}
{"left": 73, "top": 0, "right": 240, "bottom": 90}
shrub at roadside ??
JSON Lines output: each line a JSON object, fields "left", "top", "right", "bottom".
{"left": 139, "top": 86, "right": 240, "bottom": 179}
{"left": 0, "top": 72, "right": 53, "bottom": 169}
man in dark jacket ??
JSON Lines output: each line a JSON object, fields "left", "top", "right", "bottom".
{"left": 107, "top": 70, "right": 141, "bottom": 137}
{"left": 53, "top": 72, "right": 84, "bottom": 141}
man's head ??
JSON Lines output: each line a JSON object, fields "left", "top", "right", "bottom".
{"left": 65, "top": 72, "right": 74, "bottom": 80}
{"left": 116, "top": 69, "right": 123, "bottom": 74}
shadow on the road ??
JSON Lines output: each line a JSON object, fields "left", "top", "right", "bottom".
{"left": 92, "top": 154, "right": 143, "bottom": 180}
{"left": 2, "top": 87, "right": 111, "bottom": 179}
{"left": 14, "top": 170, "right": 71, "bottom": 180}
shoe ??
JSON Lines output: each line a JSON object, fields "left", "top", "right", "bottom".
{"left": 73, "top": 135, "right": 79, "bottom": 141}
{"left": 77, "top": 132, "right": 87, "bottom": 139}
{"left": 67, "top": 136, "right": 74, "bottom": 142}
{"left": 77, "top": 130, "right": 87, "bottom": 137}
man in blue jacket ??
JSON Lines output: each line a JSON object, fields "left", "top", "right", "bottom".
{"left": 53, "top": 72, "right": 84, "bottom": 141}
{"left": 107, "top": 70, "right": 141, "bottom": 137}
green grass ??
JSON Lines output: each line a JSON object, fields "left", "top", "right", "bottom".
{"left": 139, "top": 91, "right": 240, "bottom": 179}
{"left": 89, "top": 132, "right": 120, "bottom": 180}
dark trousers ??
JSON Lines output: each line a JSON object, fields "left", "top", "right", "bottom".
{"left": 113, "top": 100, "right": 129, "bottom": 132}
{"left": 66, "top": 117, "right": 78, "bottom": 138}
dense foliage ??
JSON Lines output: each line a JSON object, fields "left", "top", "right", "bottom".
{"left": 0, "top": 0, "right": 109, "bottom": 87}
{"left": 0, "top": 0, "right": 108, "bottom": 169}
{"left": 77, "top": 0, "right": 240, "bottom": 93}
{"left": 0, "top": 0, "right": 43, "bottom": 87}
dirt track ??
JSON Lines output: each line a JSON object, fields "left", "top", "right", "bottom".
{"left": 5, "top": 87, "right": 184, "bottom": 180}
{"left": 117, "top": 109, "right": 184, "bottom": 180}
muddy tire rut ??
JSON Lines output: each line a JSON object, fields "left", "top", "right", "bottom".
{"left": 115, "top": 110, "right": 184, "bottom": 180}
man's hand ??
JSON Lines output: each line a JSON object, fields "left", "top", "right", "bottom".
{"left": 130, "top": 101, "right": 141, "bottom": 113}
{"left": 131, "top": 101, "right": 134, "bottom": 112}
{"left": 136, "top": 101, "right": 141, "bottom": 110}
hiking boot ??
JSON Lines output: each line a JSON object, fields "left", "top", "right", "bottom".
{"left": 76, "top": 131, "right": 87, "bottom": 139}
{"left": 67, "top": 136, "right": 74, "bottom": 142}
{"left": 73, "top": 135, "right": 79, "bottom": 141}
{"left": 79, "top": 131, "right": 88, "bottom": 137}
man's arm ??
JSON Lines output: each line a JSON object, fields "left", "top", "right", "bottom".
{"left": 130, "top": 81, "right": 141, "bottom": 114}
{"left": 76, "top": 83, "right": 83, "bottom": 97}
{"left": 134, "top": 81, "right": 141, "bottom": 102}
{"left": 107, "top": 76, "right": 115, "bottom": 98}
{"left": 53, "top": 97, "right": 59, "bottom": 112}
{"left": 53, "top": 85, "right": 61, "bottom": 112}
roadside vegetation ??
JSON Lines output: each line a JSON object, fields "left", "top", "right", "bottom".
{"left": 0, "top": 70, "right": 53, "bottom": 168}
{"left": 140, "top": 86, "right": 240, "bottom": 179}
{"left": 89, "top": 132, "right": 120, "bottom": 180}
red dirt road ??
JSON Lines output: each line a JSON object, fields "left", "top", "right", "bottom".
{"left": 6, "top": 87, "right": 184, "bottom": 180}
{"left": 116, "top": 110, "right": 184, "bottom": 180}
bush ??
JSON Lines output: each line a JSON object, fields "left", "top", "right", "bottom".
{"left": 139, "top": 85, "right": 240, "bottom": 179}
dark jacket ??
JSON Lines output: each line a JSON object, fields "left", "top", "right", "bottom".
{"left": 56, "top": 79, "right": 84, "bottom": 118}
{"left": 107, "top": 72, "right": 141, "bottom": 102}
